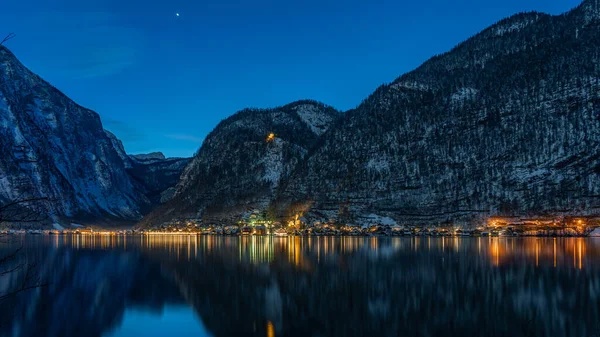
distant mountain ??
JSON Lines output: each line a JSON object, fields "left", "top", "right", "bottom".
{"left": 127, "top": 152, "right": 190, "bottom": 205}
{"left": 139, "top": 100, "right": 340, "bottom": 226}
{"left": 104, "top": 132, "right": 189, "bottom": 204}
{"left": 277, "top": 0, "right": 600, "bottom": 225}
{"left": 0, "top": 47, "right": 188, "bottom": 226}
{"left": 130, "top": 152, "right": 167, "bottom": 163}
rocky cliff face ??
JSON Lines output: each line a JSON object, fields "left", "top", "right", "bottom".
{"left": 278, "top": 0, "right": 600, "bottom": 225}
{"left": 127, "top": 153, "right": 190, "bottom": 205}
{"left": 0, "top": 47, "right": 190, "bottom": 226}
{"left": 139, "top": 100, "right": 339, "bottom": 226}
{"left": 104, "top": 132, "right": 190, "bottom": 205}
{"left": 0, "top": 46, "right": 151, "bottom": 225}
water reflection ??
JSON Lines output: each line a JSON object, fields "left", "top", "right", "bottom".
{"left": 1, "top": 236, "right": 600, "bottom": 337}
{"left": 104, "top": 306, "right": 211, "bottom": 337}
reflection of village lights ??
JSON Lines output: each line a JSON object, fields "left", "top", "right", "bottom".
{"left": 267, "top": 321, "right": 275, "bottom": 337}
{"left": 493, "top": 240, "right": 499, "bottom": 266}
{"left": 535, "top": 241, "right": 539, "bottom": 267}
{"left": 38, "top": 231, "right": 598, "bottom": 273}
{"left": 578, "top": 239, "right": 583, "bottom": 270}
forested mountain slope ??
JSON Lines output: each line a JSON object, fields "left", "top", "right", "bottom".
{"left": 277, "top": 0, "right": 600, "bottom": 225}
{"left": 139, "top": 101, "right": 339, "bottom": 226}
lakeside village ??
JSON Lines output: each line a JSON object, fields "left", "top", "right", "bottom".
{"left": 5, "top": 210, "right": 600, "bottom": 237}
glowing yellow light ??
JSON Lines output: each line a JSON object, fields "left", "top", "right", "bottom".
{"left": 266, "top": 133, "right": 276, "bottom": 142}
{"left": 267, "top": 321, "right": 275, "bottom": 337}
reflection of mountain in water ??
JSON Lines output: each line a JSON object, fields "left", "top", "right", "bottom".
{"left": 161, "top": 237, "right": 600, "bottom": 337}
{"left": 2, "top": 237, "right": 600, "bottom": 337}
{"left": 0, "top": 245, "right": 184, "bottom": 337}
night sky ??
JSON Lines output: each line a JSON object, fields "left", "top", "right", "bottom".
{"left": 1, "top": 0, "right": 581, "bottom": 157}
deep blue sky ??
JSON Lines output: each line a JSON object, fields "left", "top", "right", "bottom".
{"left": 1, "top": 0, "right": 581, "bottom": 157}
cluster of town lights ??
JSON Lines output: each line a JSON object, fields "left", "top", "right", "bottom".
{"left": 7, "top": 216, "right": 595, "bottom": 237}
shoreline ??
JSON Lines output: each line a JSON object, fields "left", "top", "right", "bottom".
{"left": 7, "top": 231, "right": 599, "bottom": 238}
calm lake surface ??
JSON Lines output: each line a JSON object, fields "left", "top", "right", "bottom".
{"left": 1, "top": 235, "right": 600, "bottom": 337}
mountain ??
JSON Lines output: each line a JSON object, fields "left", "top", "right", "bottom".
{"left": 0, "top": 45, "right": 152, "bottom": 225}
{"left": 139, "top": 100, "right": 339, "bottom": 226}
{"left": 130, "top": 152, "right": 167, "bottom": 163}
{"left": 0, "top": 46, "right": 189, "bottom": 226}
{"left": 127, "top": 152, "right": 191, "bottom": 204}
{"left": 277, "top": 0, "right": 600, "bottom": 225}
{"left": 104, "top": 132, "right": 190, "bottom": 204}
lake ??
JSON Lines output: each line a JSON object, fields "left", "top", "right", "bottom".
{"left": 1, "top": 235, "right": 600, "bottom": 337}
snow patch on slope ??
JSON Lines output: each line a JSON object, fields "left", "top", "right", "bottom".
{"left": 294, "top": 104, "right": 334, "bottom": 135}
{"left": 366, "top": 157, "right": 390, "bottom": 173}
{"left": 0, "top": 176, "right": 16, "bottom": 200}
{"left": 360, "top": 214, "right": 398, "bottom": 226}
{"left": 391, "top": 81, "right": 431, "bottom": 91}
{"left": 52, "top": 223, "right": 65, "bottom": 230}
{"left": 512, "top": 168, "right": 551, "bottom": 183}
{"left": 451, "top": 88, "right": 478, "bottom": 107}
{"left": 261, "top": 138, "right": 285, "bottom": 187}
{"left": 493, "top": 17, "right": 538, "bottom": 36}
